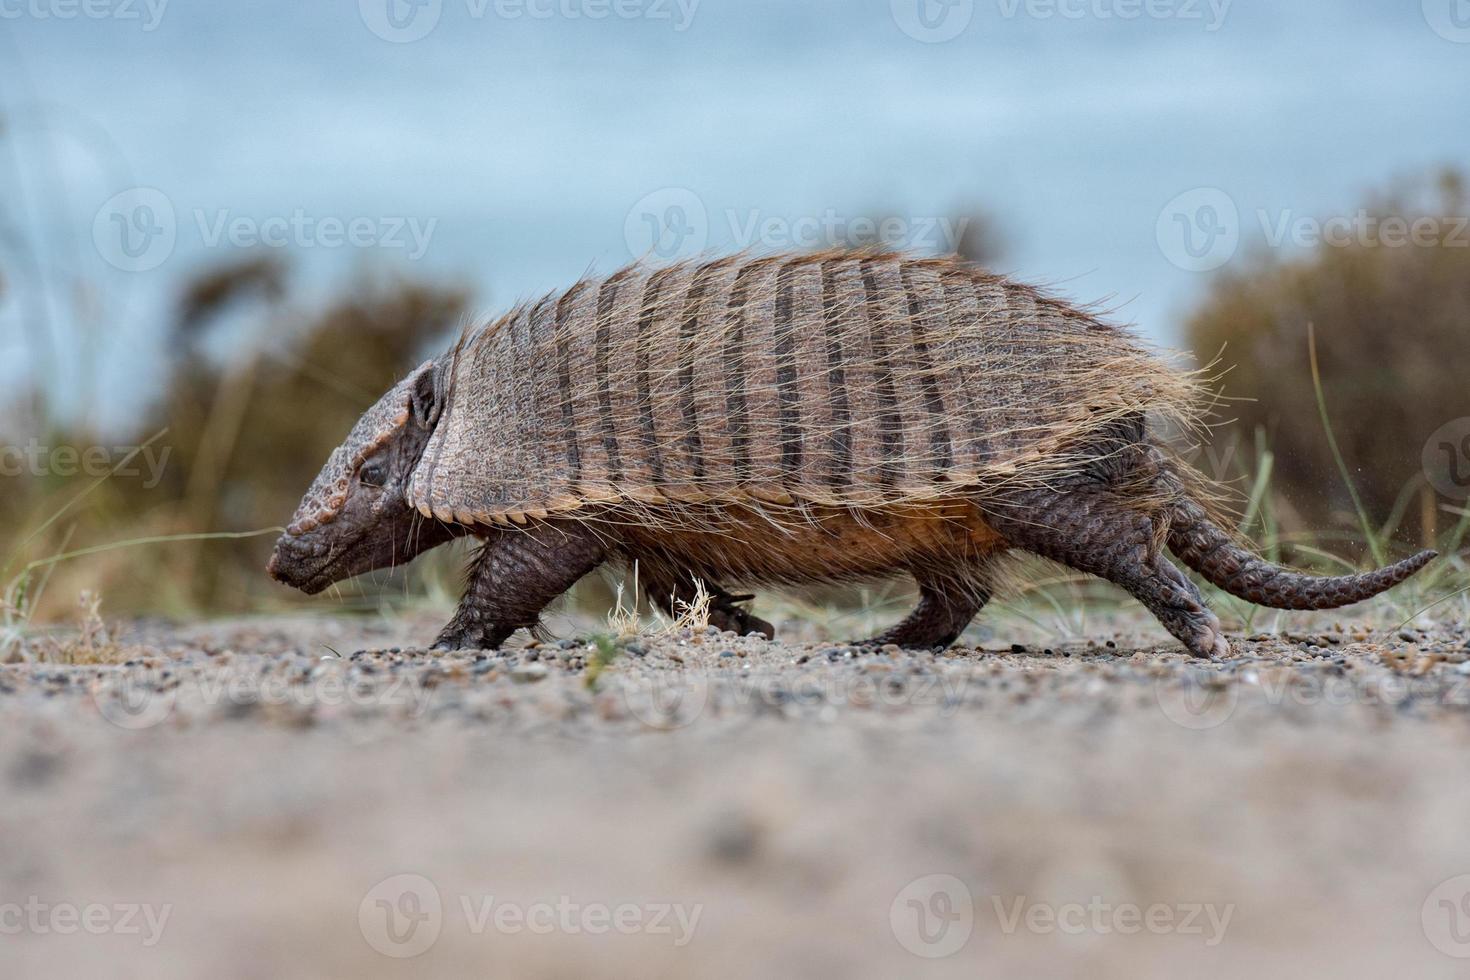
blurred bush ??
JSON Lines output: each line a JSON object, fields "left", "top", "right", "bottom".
{"left": 1185, "top": 169, "right": 1470, "bottom": 548}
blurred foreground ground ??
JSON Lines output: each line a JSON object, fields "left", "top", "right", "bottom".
{"left": 4, "top": 607, "right": 1470, "bottom": 978}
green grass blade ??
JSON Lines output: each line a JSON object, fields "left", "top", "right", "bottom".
{"left": 1307, "top": 324, "right": 1386, "bottom": 567}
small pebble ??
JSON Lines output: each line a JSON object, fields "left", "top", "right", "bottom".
{"left": 706, "top": 813, "right": 762, "bottom": 865}
{"left": 511, "top": 664, "right": 549, "bottom": 683}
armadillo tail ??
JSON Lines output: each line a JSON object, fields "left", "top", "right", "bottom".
{"left": 1167, "top": 496, "right": 1436, "bottom": 611}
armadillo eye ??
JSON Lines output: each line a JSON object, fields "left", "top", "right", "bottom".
{"left": 359, "top": 462, "right": 388, "bottom": 488}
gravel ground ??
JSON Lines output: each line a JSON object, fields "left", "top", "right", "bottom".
{"left": 5, "top": 607, "right": 1470, "bottom": 978}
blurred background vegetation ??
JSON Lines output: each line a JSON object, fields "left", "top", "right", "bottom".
{"left": 2, "top": 171, "right": 1468, "bottom": 634}
{"left": 1186, "top": 169, "right": 1470, "bottom": 554}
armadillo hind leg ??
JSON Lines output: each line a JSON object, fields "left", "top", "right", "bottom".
{"left": 433, "top": 521, "right": 607, "bottom": 651}
{"left": 984, "top": 486, "right": 1231, "bottom": 660}
{"left": 866, "top": 573, "right": 991, "bottom": 650}
{"left": 637, "top": 562, "right": 775, "bottom": 640}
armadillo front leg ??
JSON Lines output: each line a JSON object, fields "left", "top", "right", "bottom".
{"left": 984, "top": 487, "right": 1231, "bottom": 660}
{"left": 433, "top": 522, "right": 606, "bottom": 651}
{"left": 868, "top": 575, "right": 990, "bottom": 649}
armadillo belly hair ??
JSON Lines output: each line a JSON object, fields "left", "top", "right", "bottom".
{"left": 405, "top": 249, "right": 1212, "bottom": 546}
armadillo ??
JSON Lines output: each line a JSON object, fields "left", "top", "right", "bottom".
{"left": 268, "top": 250, "right": 1435, "bottom": 657}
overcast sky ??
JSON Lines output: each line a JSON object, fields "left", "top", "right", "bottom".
{"left": 3, "top": 0, "right": 1468, "bottom": 430}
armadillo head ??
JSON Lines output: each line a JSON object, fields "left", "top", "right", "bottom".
{"left": 268, "top": 360, "right": 464, "bottom": 594}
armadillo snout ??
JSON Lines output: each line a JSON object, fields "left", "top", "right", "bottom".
{"left": 267, "top": 532, "right": 334, "bottom": 594}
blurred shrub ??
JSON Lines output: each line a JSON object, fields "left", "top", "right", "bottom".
{"left": 1185, "top": 169, "right": 1470, "bottom": 546}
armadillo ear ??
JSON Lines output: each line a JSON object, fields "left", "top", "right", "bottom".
{"left": 408, "top": 361, "right": 442, "bottom": 429}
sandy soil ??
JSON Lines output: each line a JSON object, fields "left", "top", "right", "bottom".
{"left": 4, "top": 607, "right": 1470, "bottom": 979}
